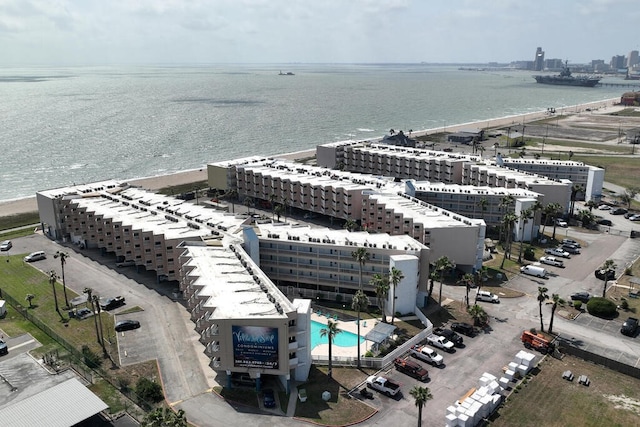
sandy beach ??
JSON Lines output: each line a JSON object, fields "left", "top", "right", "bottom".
{"left": 0, "top": 97, "right": 620, "bottom": 220}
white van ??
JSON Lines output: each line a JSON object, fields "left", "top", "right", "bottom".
{"left": 476, "top": 290, "right": 500, "bottom": 303}
{"left": 520, "top": 265, "right": 548, "bottom": 278}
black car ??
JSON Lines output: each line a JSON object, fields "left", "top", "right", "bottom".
{"left": 262, "top": 389, "right": 276, "bottom": 408}
{"left": 594, "top": 269, "right": 616, "bottom": 281}
{"left": 115, "top": 319, "right": 140, "bottom": 332}
{"left": 100, "top": 296, "right": 126, "bottom": 310}
{"left": 450, "top": 322, "right": 475, "bottom": 337}
{"left": 434, "top": 327, "right": 464, "bottom": 347}
{"left": 0, "top": 339, "right": 8, "bottom": 356}
{"left": 597, "top": 219, "right": 613, "bottom": 226}
{"left": 621, "top": 317, "right": 639, "bottom": 337}
{"left": 611, "top": 208, "right": 627, "bottom": 215}
{"left": 570, "top": 292, "right": 591, "bottom": 303}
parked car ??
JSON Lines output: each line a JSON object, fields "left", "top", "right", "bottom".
{"left": 262, "top": 389, "right": 276, "bottom": 408}
{"left": 561, "top": 239, "right": 581, "bottom": 248}
{"left": 621, "top": 317, "right": 639, "bottom": 337}
{"left": 231, "top": 372, "right": 256, "bottom": 387}
{"left": 611, "top": 208, "right": 627, "bottom": 215}
{"left": 561, "top": 244, "right": 581, "bottom": 254}
{"left": 555, "top": 218, "right": 568, "bottom": 227}
{"left": 100, "top": 296, "right": 126, "bottom": 310}
{"left": 539, "top": 256, "right": 564, "bottom": 267}
{"left": 116, "top": 260, "right": 136, "bottom": 268}
{"left": 0, "top": 240, "right": 12, "bottom": 251}
{"left": 476, "top": 290, "right": 500, "bottom": 303}
{"left": 594, "top": 269, "right": 616, "bottom": 280}
{"left": 433, "top": 327, "right": 464, "bottom": 347}
{"left": 71, "top": 307, "right": 93, "bottom": 319}
{"left": 629, "top": 214, "right": 640, "bottom": 222}
{"left": 0, "top": 339, "right": 8, "bottom": 356}
{"left": 114, "top": 319, "right": 140, "bottom": 332}
{"left": 544, "top": 247, "right": 570, "bottom": 258}
{"left": 394, "top": 357, "right": 429, "bottom": 381}
{"left": 451, "top": 322, "right": 475, "bottom": 337}
{"left": 597, "top": 204, "right": 611, "bottom": 210}
{"left": 24, "top": 251, "right": 46, "bottom": 262}
{"left": 597, "top": 219, "right": 613, "bottom": 226}
{"left": 570, "top": 292, "right": 591, "bottom": 303}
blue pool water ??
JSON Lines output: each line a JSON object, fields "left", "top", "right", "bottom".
{"left": 310, "top": 320, "right": 365, "bottom": 349}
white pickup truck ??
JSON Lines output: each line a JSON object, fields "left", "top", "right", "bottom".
{"left": 366, "top": 375, "right": 401, "bottom": 396}
{"left": 539, "top": 256, "right": 564, "bottom": 267}
{"left": 426, "top": 334, "right": 455, "bottom": 353}
{"left": 410, "top": 344, "right": 444, "bottom": 366}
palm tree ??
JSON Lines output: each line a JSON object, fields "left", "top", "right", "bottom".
{"left": 84, "top": 287, "right": 101, "bottom": 346}
{"left": 461, "top": 273, "right": 475, "bottom": 308}
{"left": 25, "top": 293, "right": 35, "bottom": 308}
{"left": 468, "top": 304, "right": 488, "bottom": 326}
{"left": 390, "top": 267, "right": 404, "bottom": 324}
{"left": 142, "top": 407, "right": 188, "bottom": 427}
{"left": 622, "top": 187, "right": 638, "bottom": 210}
{"left": 531, "top": 200, "right": 543, "bottom": 235}
{"left": 371, "top": 273, "right": 390, "bottom": 323}
{"left": 269, "top": 193, "right": 277, "bottom": 220}
{"left": 409, "top": 386, "right": 433, "bottom": 427}
{"left": 320, "top": 319, "right": 342, "bottom": 378}
{"left": 352, "top": 248, "right": 370, "bottom": 292}
{"left": 226, "top": 189, "right": 238, "bottom": 213}
{"left": 344, "top": 218, "right": 358, "bottom": 232}
{"left": 477, "top": 197, "right": 488, "bottom": 220}
{"left": 427, "top": 270, "right": 438, "bottom": 299}
{"left": 569, "top": 184, "right": 584, "bottom": 217}
{"left": 274, "top": 204, "right": 284, "bottom": 222}
{"left": 500, "top": 212, "right": 518, "bottom": 268}
{"left": 48, "top": 270, "right": 64, "bottom": 320}
{"left": 351, "top": 290, "right": 369, "bottom": 368}
{"left": 92, "top": 294, "right": 107, "bottom": 355}
{"left": 577, "top": 209, "right": 595, "bottom": 228}
{"left": 435, "top": 256, "right": 455, "bottom": 306}
{"left": 549, "top": 203, "right": 564, "bottom": 240}
{"left": 498, "top": 195, "right": 515, "bottom": 243}
{"left": 54, "top": 251, "right": 70, "bottom": 308}
{"left": 537, "top": 286, "right": 549, "bottom": 332}
{"left": 517, "top": 208, "right": 533, "bottom": 263}
{"left": 601, "top": 259, "right": 617, "bottom": 297}
{"left": 541, "top": 203, "right": 555, "bottom": 237}
{"left": 584, "top": 200, "right": 598, "bottom": 212}
{"left": 243, "top": 196, "right": 254, "bottom": 216}
{"left": 548, "top": 293, "right": 564, "bottom": 334}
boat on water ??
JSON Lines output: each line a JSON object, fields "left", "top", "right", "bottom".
{"left": 533, "top": 62, "right": 601, "bottom": 87}
{"left": 279, "top": 71, "right": 295, "bottom": 76}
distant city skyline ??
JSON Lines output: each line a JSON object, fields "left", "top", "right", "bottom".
{"left": 1, "top": 0, "right": 638, "bottom": 66}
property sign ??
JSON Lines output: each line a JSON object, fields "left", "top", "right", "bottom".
{"left": 232, "top": 325, "right": 279, "bottom": 369}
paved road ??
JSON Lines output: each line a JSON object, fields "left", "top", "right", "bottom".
{"left": 8, "top": 226, "right": 640, "bottom": 427}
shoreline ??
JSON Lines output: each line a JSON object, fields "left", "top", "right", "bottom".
{"left": 0, "top": 97, "right": 622, "bottom": 219}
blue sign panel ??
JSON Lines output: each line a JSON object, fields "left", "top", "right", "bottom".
{"left": 232, "top": 325, "right": 279, "bottom": 369}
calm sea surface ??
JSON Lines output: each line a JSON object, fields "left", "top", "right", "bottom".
{"left": 0, "top": 64, "right": 627, "bottom": 202}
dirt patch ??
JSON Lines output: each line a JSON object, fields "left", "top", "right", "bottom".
{"left": 491, "top": 355, "right": 640, "bottom": 427}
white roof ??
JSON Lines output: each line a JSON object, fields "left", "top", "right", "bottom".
{"left": 182, "top": 244, "right": 293, "bottom": 320}
{"left": 0, "top": 378, "right": 107, "bottom": 427}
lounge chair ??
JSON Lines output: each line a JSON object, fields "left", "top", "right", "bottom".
{"left": 298, "top": 388, "right": 307, "bottom": 402}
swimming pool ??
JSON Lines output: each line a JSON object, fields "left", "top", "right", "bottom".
{"left": 310, "top": 320, "right": 365, "bottom": 349}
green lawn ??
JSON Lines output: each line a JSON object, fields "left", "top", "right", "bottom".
{"left": 0, "top": 254, "right": 115, "bottom": 357}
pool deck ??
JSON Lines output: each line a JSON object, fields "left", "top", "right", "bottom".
{"left": 310, "top": 311, "right": 380, "bottom": 358}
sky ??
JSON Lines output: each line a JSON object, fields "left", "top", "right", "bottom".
{"left": 1, "top": 0, "right": 638, "bottom": 66}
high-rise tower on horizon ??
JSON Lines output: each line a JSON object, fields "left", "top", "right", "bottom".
{"left": 533, "top": 47, "right": 544, "bottom": 71}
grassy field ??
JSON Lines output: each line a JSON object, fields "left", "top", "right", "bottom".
{"left": 570, "top": 155, "right": 640, "bottom": 193}
{"left": 490, "top": 355, "right": 640, "bottom": 427}
{"left": 294, "top": 366, "right": 377, "bottom": 426}
{"left": 0, "top": 212, "right": 40, "bottom": 232}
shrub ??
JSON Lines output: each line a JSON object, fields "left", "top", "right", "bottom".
{"left": 365, "top": 350, "right": 374, "bottom": 358}
{"left": 573, "top": 300, "right": 583, "bottom": 310}
{"left": 626, "top": 267, "right": 632, "bottom": 276}
{"left": 81, "top": 345, "right": 102, "bottom": 369}
{"left": 335, "top": 294, "right": 343, "bottom": 303}
{"left": 620, "top": 299, "right": 629, "bottom": 310}
{"left": 135, "top": 377, "right": 164, "bottom": 403}
{"left": 523, "top": 246, "right": 536, "bottom": 261}
{"left": 586, "top": 297, "right": 617, "bottom": 318}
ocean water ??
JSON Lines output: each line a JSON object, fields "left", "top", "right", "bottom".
{"left": 0, "top": 64, "right": 627, "bottom": 202}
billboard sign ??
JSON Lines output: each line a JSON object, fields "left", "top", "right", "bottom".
{"left": 232, "top": 325, "right": 279, "bottom": 369}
